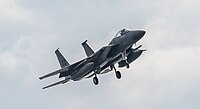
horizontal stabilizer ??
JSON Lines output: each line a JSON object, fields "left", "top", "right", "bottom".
{"left": 42, "top": 78, "right": 70, "bottom": 89}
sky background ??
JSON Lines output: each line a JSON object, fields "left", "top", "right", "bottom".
{"left": 0, "top": 0, "right": 200, "bottom": 109}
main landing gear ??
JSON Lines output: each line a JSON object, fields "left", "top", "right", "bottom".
{"left": 112, "top": 65, "right": 121, "bottom": 79}
{"left": 126, "top": 63, "right": 130, "bottom": 68}
{"left": 93, "top": 75, "right": 99, "bottom": 85}
{"left": 92, "top": 66, "right": 122, "bottom": 85}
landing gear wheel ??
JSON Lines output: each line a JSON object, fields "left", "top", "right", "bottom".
{"left": 126, "top": 63, "right": 130, "bottom": 68}
{"left": 93, "top": 76, "right": 99, "bottom": 85}
{"left": 116, "top": 71, "right": 121, "bottom": 79}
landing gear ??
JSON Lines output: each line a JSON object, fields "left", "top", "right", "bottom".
{"left": 122, "top": 52, "right": 130, "bottom": 69}
{"left": 116, "top": 71, "right": 121, "bottom": 79}
{"left": 93, "top": 75, "right": 99, "bottom": 85}
{"left": 111, "top": 65, "right": 122, "bottom": 79}
{"left": 126, "top": 63, "right": 130, "bottom": 68}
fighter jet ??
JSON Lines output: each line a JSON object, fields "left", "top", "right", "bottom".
{"left": 39, "top": 28, "right": 146, "bottom": 89}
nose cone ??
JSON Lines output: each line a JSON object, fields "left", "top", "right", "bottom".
{"left": 129, "top": 30, "right": 146, "bottom": 42}
{"left": 139, "top": 30, "right": 146, "bottom": 36}
{"left": 136, "top": 30, "right": 146, "bottom": 38}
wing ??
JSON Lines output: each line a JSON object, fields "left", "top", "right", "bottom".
{"left": 95, "top": 44, "right": 118, "bottom": 61}
{"left": 39, "top": 58, "right": 86, "bottom": 80}
{"left": 99, "top": 45, "right": 113, "bottom": 59}
{"left": 84, "top": 44, "right": 118, "bottom": 79}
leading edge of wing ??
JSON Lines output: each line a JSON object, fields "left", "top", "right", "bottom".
{"left": 95, "top": 44, "right": 118, "bottom": 57}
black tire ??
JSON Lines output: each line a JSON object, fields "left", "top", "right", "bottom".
{"left": 116, "top": 71, "right": 121, "bottom": 79}
{"left": 93, "top": 76, "right": 99, "bottom": 85}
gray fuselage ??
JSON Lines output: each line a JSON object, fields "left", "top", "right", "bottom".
{"left": 84, "top": 30, "right": 145, "bottom": 77}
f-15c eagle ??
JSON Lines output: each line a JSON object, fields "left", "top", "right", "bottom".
{"left": 39, "top": 28, "right": 146, "bottom": 89}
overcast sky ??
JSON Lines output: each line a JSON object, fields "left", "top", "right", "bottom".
{"left": 0, "top": 0, "right": 200, "bottom": 109}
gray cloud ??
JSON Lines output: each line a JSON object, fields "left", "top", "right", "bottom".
{"left": 0, "top": 0, "right": 200, "bottom": 109}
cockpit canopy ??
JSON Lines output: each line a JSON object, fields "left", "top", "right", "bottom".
{"left": 114, "top": 28, "right": 129, "bottom": 38}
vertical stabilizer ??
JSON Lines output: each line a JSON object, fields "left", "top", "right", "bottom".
{"left": 81, "top": 40, "right": 94, "bottom": 57}
{"left": 55, "top": 49, "right": 70, "bottom": 68}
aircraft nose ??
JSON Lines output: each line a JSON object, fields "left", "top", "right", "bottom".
{"left": 137, "top": 30, "right": 146, "bottom": 36}
{"left": 130, "top": 30, "right": 146, "bottom": 41}
{"left": 141, "top": 30, "right": 146, "bottom": 36}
